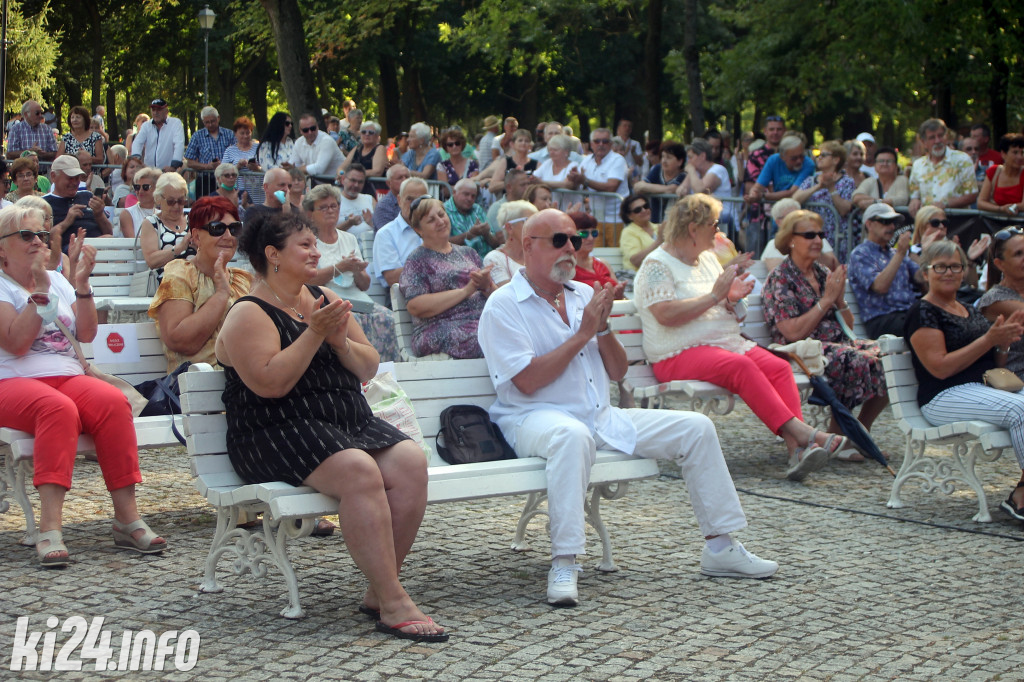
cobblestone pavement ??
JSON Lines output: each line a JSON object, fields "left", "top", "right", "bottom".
{"left": 3, "top": 402, "right": 1023, "bottom": 681}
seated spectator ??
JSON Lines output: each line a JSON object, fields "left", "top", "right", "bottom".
{"left": 304, "top": 184, "right": 399, "bottom": 362}
{"left": 763, "top": 210, "right": 889, "bottom": 446}
{"left": 527, "top": 122, "right": 567, "bottom": 165}
{"left": 634, "top": 142, "right": 687, "bottom": 223}
{"left": 340, "top": 121, "right": 387, "bottom": 193}
{"left": 848, "top": 204, "right": 921, "bottom": 338}
{"left": 402, "top": 122, "right": 439, "bottom": 180}
{"left": 400, "top": 197, "right": 493, "bottom": 358}
{"left": 484, "top": 200, "right": 537, "bottom": 286}
{"left": 76, "top": 152, "right": 106, "bottom": 196}
{"left": 619, "top": 194, "right": 661, "bottom": 273}
{"left": 681, "top": 138, "right": 734, "bottom": 227}
{"left": 760, "top": 198, "right": 839, "bottom": 273}
{"left": 148, "top": 195, "right": 252, "bottom": 372}
{"left": 524, "top": 183, "right": 554, "bottom": 211}
{"left": 908, "top": 205, "right": 988, "bottom": 292}
{"left": 335, "top": 163, "right": 375, "bottom": 237}
{"left": 792, "top": 140, "right": 855, "bottom": 261}
{"left": 104, "top": 144, "right": 127, "bottom": 190}
{"left": 56, "top": 106, "right": 104, "bottom": 165}
{"left": 977, "top": 134, "right": 1024, "bottom": 216}
{"left": 633, "top": 195, "right": 846, "bottom": 480}
{"left": 479, "top": 207, "right": 778, "bottom": 607}
{"left": 112, "top": 155, "right": 144, "bottom": 209}
{"left": 436, "top": 128, "right": 478, "bottom": 185}
{"left": 908, "top": 118, "right": 979, "bottom": 217}
{"left": 373, "top": 177, "right": 428, "bottom": 287}
{"left": 745, "top": 135, "right": 814, "bottom": 204}
{"left": 91, "top": 115, "right": 109, "bottom": 143}
{"left": 569, "top": 212, "right": 625, "bottom": 297}
{"left": 5, "top": 157, "right": 41, "bottom": 203}
{"left": 852, "top": 147, "right": 909, "bottom": 210}
{"left": 44, "top": 156, "right": 113, "bottom": 252}
{"left": 216, "top": 212, "right": 445, "bottom": 642}
{"left": 337, "top": 108, "right": 363, "bottom": 153}
{"left": 140, "top": 172, "right": 193, "bottom": 282}
{"left": 16, "top": 195, "right": 72, "bottom": 275}
{"left": 979, "top": 227, "right": 1024, "bottom": 378}
{"left": 486, "top": 168, "right": 530, "bottom": 232}
{"left": 123, "top": 113, "right": 149, "bottom": 161}
{"left": 959, "top": 136, "right": 986, "bottom": 187}
{"left": 118, "top": 166, "right": 161, "bottom": 239}
{"left": 0, "top": 205, "right": 166, "bottom": 566}
{"left": 373, "top": 164, "right": 409, "bottom": 231}
{"left": 287, "top": 166, "right": 307, "bottom": 212}
{"left": 533, "top": 135, "right": 580, "bottom": 190}
{"left": 486, "top": 130, "right": 538, "bottom": 196}
{"left": 12, "top": 150, "right": 50, "bottom": 194}
{"left": 445, "top": 179, "right": 499, "bottom": 258}
{"left": 906, "top": 239, "right": 1024, "bottom": 524}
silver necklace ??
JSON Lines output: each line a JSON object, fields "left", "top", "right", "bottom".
{"left": 262, "top": 281, "right": 304, "bottom": 319}
{"left": 523, "top": 274, "right": 563, "bottom": 308}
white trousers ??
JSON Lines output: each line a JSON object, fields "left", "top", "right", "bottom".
{"left": 512, "top": 408, "right": 748, "bottom": 558}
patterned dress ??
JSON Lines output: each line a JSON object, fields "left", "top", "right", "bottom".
{"left": 399, "top": 245, "right": 486, "bottom": 358}
{"left": 763, "top": 257, "right": 886, "bottom": 409}
{"left": 798, "top": 173, "right": 856, "bottom": 262}
{"left": 223, "top": 291, "right": 409, "bottom": 486}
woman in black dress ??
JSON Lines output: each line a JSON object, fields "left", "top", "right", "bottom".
{"left": 216, "top": 212, "right": 446, "bottom": 643}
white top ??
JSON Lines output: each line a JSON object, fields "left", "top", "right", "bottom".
{"left": 315, "top": 229, "right": 372, "bottom": 305}
{"left": 289, "top": 130, "right": 346, "bottom": 177}
{"left": 372, "top": 214, "right": 422, "bottom": 287}
{"left": 579, "top": 152, "right": 629, "bottom": 221}
{"left": 0, "top": 272, "right": 82, "bottom": 379}
{"left": 482, "top": 249, "right": 523, "bottom": 286}
{"left": 119, "top": 203, "right": 155, "bottom": 238}
{"left": 633, "top": 248, "right": 753, "bottom": 363}
{"left": 130, "top": 117, "right": 185, "bottom": 169}
{"left": 706, "top": 163, "right": 733, "bottom": 200}
{"left": 257, "top": 138, "right": 295, "bottom": 170}
{"left": 622, "top": 138, "right": 643, "bottom": 169}
{"left": 337, "top": 192, "right": 375, "bottom": 238}
{"left": 534, "top": 158, "right": 577, "bottom": 184}
{"left": 478, "top": 271, "right": 636, "bottom": 454}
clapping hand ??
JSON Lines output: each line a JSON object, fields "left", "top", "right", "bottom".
{"left": 728, "top": 272, "right": 755, "bottom": 302}
{"left": 823, "top": 264, "right": 847, "bottom": 307}
{"left": 67, "top": 228, "right": 86, "bottom": 269}
{"left": 987, "top": 311, "right": 1024, "bottom": 348}
{"left": 468, "top": 265, "right": 494, "bottom": 292}
{"left": 308, "top": 295, "right": 351, "bottom": 341}
{"left": 967, "top": 234, "right": 992, "bottom": 262}
{"left": 725, "top": 251, "right": 754, "bottom": 272}
{"left": 581, "top": 282, "right": 614, "bottom": 338}
{"left": 211, "top": 250, "right": 231, "bottom": 295}
{"left": 711, "top": 265, "right": 739, "bottom": 303}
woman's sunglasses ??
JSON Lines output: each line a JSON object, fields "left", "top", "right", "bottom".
{"left": 530, "top": 233, "right": 583, "bottom": 250}
{"left": 927, "top": 219, "right": 947, "bottom": 228}
{"left": 629, "top": 203, "right": 650, "bottom": 214}
{"left": 578, "top": 229, "right": 600, "bottom": 239}
{"left": 132, "top": 183, "right": 152, "bottom": 192}
{"left": 794, "top": 231, "right": 826, "bottom": 240}
{"left": 994, "top": 227, "right": 1024, "bottom": 242}
{"left": 200, "top": 221, "right": 243, "bottom": 237}
{"left": 1, "top": 229, "right": 50, "bottom": 245}
{"left": 163, "top": 197, "right": 186, "bottom": 207}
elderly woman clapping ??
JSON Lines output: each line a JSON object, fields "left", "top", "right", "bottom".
{"left": 634, "top": 195, "right": 846, "bottom": 481}
{"left": 0, "top": 205, "right": 166, "bottom": 565}
{"left": 400, "top": 197, "right": 493, "bottom": 358}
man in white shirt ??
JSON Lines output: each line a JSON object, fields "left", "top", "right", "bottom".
{"left": 130, "top": 98, "right": 185, "bottom": 172}
{"left": 568, "top": 128, "right": 629, "bottom": 241}
{"left": 372, "top": 177, "right": 428, "bottom": 287}
{"left": 289, "top": 113, "right": 345, "bottom": 179}
{"left": 336, "top": 163, "right": 375, "bottom": 237}
{"left": 477, "top": 209, "right": 778, "bottom": 606}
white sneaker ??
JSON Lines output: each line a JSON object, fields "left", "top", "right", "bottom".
{"left": 547, "top": 564, "right": 582, "bottom": 605}
{"left": 700, "top": 540, "right": 778, "bottom": 579}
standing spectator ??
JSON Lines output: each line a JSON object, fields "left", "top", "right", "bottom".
{"left": 634, "top": 142, "right": 687, "bottom": 222}
{"left": 477, "top": 116, "right": 500, "bottom": 167}
{"left": 616, "top": 119, "right": 644, "bottom": 172}
{"left": 402, "top": 123, "right": 440, "bottom": 181}
{"left": 185, "top": 106, "right": 236, "bottom": 198}
{"left": 6, "top": 100, "right": 57, "bottom": 161}
{"left": 222, "top": 116, "right": 260, "bottom": 206}
{"left": 90, "top": 116, "right": 109, "bottom": 144}
{"left": 908, "top": 118, "right": 978, "bottom": 218}
{"left": 335, "top": 163, "right": 375, "bottom": 237}
{"left": 491, "top": 116, "right": 519, "bottom": 161}
{"left": 971, "top": 123, "right": 1004, "bottom": 168}
{"left": 373, "top": 164, "right": 409, "bottom": 230}
{"left": 255, "top": 112, "right": 295, "bottom": 171}
{"left": 977, "top": 134, "right": 1024, "bottom": 216}
{"left": 44, "top": 156, "right": 113, "bottom": 250}
{"left": 792, "top": 140, "right": 855, "bottom": 260}
{"left": 131, "top": 99, "right": 184, "bottom": 173}
{"left": 289, "top": 114, "right": 344, "bottom": 180}
{"left": 56, "top": 106, "right": 105, "bottom": 164}
{"left": 436, "top": 129, "right": 479, "bottom": 185}
{"left": 444, "top": 179, "right": 498, "bottom": 258}
{"left": 568, "top": 128, "right": 629, "bottom": 239}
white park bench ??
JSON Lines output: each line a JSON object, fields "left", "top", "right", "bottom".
{"left": 181, "top": 358, "right": 660, "bottom": 618}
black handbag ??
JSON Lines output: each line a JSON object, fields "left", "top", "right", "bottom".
{"left": 435, "top": 405, "right": 516, "bottom": 465}
{"left": 134, "top": 362, "right": 190, "bottom": 443}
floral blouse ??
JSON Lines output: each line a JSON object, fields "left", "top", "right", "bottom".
{"left": 763, "top": 257, "right": 844, "bottom": 345}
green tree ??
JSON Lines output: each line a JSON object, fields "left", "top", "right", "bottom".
{"left": 4, "top": 0, "right": 59, "bottom": 109}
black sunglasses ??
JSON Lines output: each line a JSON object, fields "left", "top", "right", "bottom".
{"left": 927, "top": 219, "right": 948, "bottom": 228}
{"left": 200, "top": 221, "right": 243, "bottom": 237}
{"left": 530, "top": 233, "right": 583, "bottom": 250}
{"left": 629, "top": 203, "right": 650, "bottom": 214}
{"left": 133, "top": 183, "right": 152, "bottom": 192}
{"left": 794, "top": 231, "right": 826, "bottom": 240}
{"left": 1, "top": 229, "right": 50, "bottom": 245}
{"left": 285, "top": 120, "right": 293, "bottom": 126}
{"left": 995, "top": 227, "right": 1024, "bottom": 242}
{"left": 578, "top": 229, "right": 600, "bottom": 239}
{"left": 873, "top": 217, "right": 901, "bottom": 226}
{"left": 300, "top": 125, "right": 317, "bottom": 133}
{"left": 765, "top": 115, "right": 784, "bottom": 123}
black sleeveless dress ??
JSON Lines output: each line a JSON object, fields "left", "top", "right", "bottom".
{"left": 223, "top": 289, "right": 409, "bottom": 486}
{"left": 354, "top": 144, "right": 384, "bottom": 194}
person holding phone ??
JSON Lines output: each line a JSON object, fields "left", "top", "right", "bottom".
{"left": 43, "top": 156, "right": 112, "bottom": 251}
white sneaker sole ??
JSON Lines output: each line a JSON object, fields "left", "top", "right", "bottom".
{"left": 700, "top": 565, "right": 778, "bottom": 579}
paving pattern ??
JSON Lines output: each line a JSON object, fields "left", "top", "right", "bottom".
{"left": 3, "top": 401, "right": 1023, "bottom": 681}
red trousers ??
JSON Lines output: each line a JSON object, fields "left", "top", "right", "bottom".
{"left": 0, "top": 374, "right": 141, "bottom": 491}
{"left": 653, "top": 345, "right": 803, "bottom": 434}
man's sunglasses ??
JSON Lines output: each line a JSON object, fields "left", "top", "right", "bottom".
{"left": 578, "top": 229, "right": 600, "bottom": 239}
{"left": 300, "top": 125, "right": 318, "bottom": 133}
{"left": 199, "top": 221, "right": 243, "bottom": 237}
{"left": 794, "top": 231, "right": 826, "bottom": 240}
{"left": 1, "top": 230, "right": 50, "bottom": 245}
{"left": 873, "top": 217, "right": 902, "bottom": 226}
{"left": 629, "top": 203, "right": 650, "bottom": 214}
{"left": 529, "top": 233, "right": 582, "bottom": 250}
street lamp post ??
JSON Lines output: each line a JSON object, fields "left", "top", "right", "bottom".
{"left": 198, "top": 5, "right": 216, "bottom": 105}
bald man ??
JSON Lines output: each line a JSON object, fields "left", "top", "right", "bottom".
{"left": 477, "top": 209, "right": 777, "bottom": 607}
{"left": 243, "top": 167, "right": 298, "bottom": 222}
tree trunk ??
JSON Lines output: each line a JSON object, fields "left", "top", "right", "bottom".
{"left": 682, "top": 0, "right": 704, "bottom": 136}
{"left": 643, "top": 0, "right": 663, "bottom": 141}
{"left": 85, "top": 0, "right": 102, "bottom": 110}
{"left": 981, "top": 0, "right": 1009, "bottom": 137}
{"left": 377, "top": 54, "right": 401, "bottom": 138}
{"left": 246, "top": 57, "right": 270, "bottom": 133}
{"left": 106, "top": 85, "right": 117, "bottom": 141}
{"left": 259, "top": 0, "right": 322, "bottom": 127}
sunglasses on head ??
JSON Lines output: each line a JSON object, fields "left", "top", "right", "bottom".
{"left": 629, "top": 203, "right": 650, "bottom": 214}
{"left": 199, "top": 221, "right": 242, "bottom": 237}
{"left": 1, "top": 229, "right": 50, "bottom": 245}
{"left": 132, "top": 183, "right": 152, "bottom": 192}
{"left": 530, "top": 233, "right": 583, "bottom": 250}
{"left": 927, "top": 219, "right": 947, "bottom": 228}
{"left": 578, "top": 229, "right": 600, "bottom": 239}
{"left": 794, "top": 231, "right": 826, "bottom": 240}
{"left": 301, "top": 125, "right": 317, "bottom": 133}
{"left": 765, "top": 115, "right": 784, "bottom": 123}
{"left": 995, "top": 227, "right": 1024, "bottom": 242}
{"left": 408, "top": 194, "right": 430, "bottom": 214}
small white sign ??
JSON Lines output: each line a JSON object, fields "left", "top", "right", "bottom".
{"left": 91, "top": 324, "right": 141, "bottom": 365}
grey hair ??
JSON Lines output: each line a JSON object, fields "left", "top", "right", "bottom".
{"left": 409, "top": 122, "right": 431, "bottom": 141}
{"left": 920, "top": 239, "right": 967, "bottom": 269}
{"left": 302, "top": 183, "right": 341, "bottom": 212}
{"left": 399, "top": 176, "right": 428, "bottom": 198}
{"left": 547, "top": 134, "right": 574, "bottom": 153}
{"left": 134, "top": 166, "right": 163, "bottom": 185}
{"left": 689, "top": 138, "right": 713, "bottom": 158}
{"left": 497, "top": 200, "right": 537, "bottom": 227}
{"left": 386, "top": 164, "right": 409, "bottom": 180}
{"left": 769, "top": 198, "right": 802, "bottom": 223}
{"left": 200, "top": 106, "right": 219, "bottom": 119}
{"left": 918, "top": 118, "right": 947, "bottom": 138}
{"left": 777, "top": 135, "right": 805, "bottom": 154}
{"left": 589, "top": 127, "right": 612, "bottom": 142}
{"left": 15, "top": 195, "right": 51, "bottom": 216}
{"left": 453, "top": 178, "right": 478, "bottom": 194}
{"left": 20, "top": 100, "right": 35, "bottom": 116}
{"left": 214, "top": 162, "right": 238, "bottom": 181}
{"left": 0, "top": 205, "right": 44, "bottom": 235}
{"left": 154, "top": 171, "right": 188, "bottom": 202}
{"left": 360, "top": 120, "right": 382, "bottom": 134}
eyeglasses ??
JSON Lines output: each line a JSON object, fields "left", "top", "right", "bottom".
{"left": 360, "top": 130, "right": 377, "bottom": 135}
{"left": 301, "top": 125, "right": 317, "bottom": 133}
{"left": 162, "top": 196, "right": 186, "bottom": 206}
{"left": 928, "top": 263, "right": 964, "bottom": 275}
{"left": 994, "top": 227, "right": 1024, "bottom": 242}
{"left": 199, "top": 221, "right": 242, "bottom": 237}
{"left": 1, "top": 229, "right": 50, "bottom": 245}
{"left": 927, "top": 219, "right": 947, "bottom": 228}
{"left": 794, "top": 231, "right": 826, "bottom": 240}
{"left": 817, "top": 152, "right": 834, "bottom": 159}
{"left": 874, "top": 158, "right": 896, "bottom": 165}
{"left": 578, "top": 229, "right": 600, "bottom": 239}
{"left": 629, "top": 203, "right": 650, "bottom": 214}
{"left": 529, "top": 233, "right": 583, "bottom": 250}
{"left": 315, "top": 203, "right": 340, "bottom": 212}
{"left": 591, "top": 138, "right": 611, "bottom": 145}
{"left": 133, "top": 183, "right": 152, "bottom": 192}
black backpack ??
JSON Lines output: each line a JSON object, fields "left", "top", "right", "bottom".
{"left": 435, "top": 405, "right": 516, "bottom": 465}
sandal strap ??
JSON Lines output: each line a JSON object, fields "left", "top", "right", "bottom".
{"left": 36, "top": 530, "right": 67, "bottom": 557}
{"left": 114, "top": 518, "right": 162, "bottom": 544}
